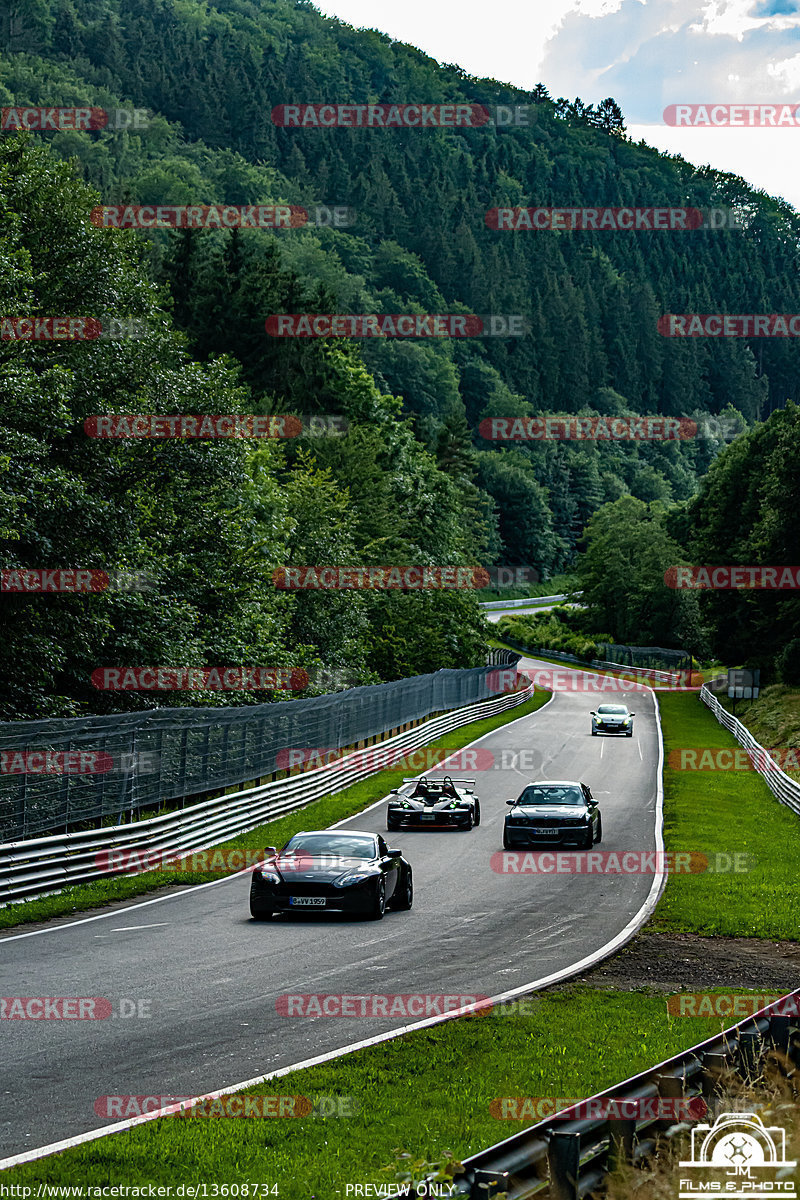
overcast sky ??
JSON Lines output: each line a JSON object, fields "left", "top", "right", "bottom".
{"left": 312, "top": 0, "right": 800, "bottom": 209}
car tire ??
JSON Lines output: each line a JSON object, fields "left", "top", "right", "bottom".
{"left": 502, "top": 827, "right": 514, "bottom": 850}
{"left": 393, "top": 867, "right": 413, "bottom": 911}
{"left": 461, "top": 810, "right": 474, "bottom": 831}
{"left": 626, "top": 729, "right": 633, "bottom": 737}
{"left": 595, "top": 816, "right": 602, "bottom": 844}
{"left": 474, "top": 801, "right": 481, "bottom": 827}
{"left": 250, "top": 904, "right": 273, "bottom": 921}
{"left": 386, "top": 819, "right": 400, "bottom": 832}
{"left": 369, "top": 877, "right": 386, "bottom": 920}
{"left": 591, "top": 728, "right": 597, "bottom": 736}
{"left": 580, "top": 825, "right": 593, "bottom": 850}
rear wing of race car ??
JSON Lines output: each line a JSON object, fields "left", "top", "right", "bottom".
{"left": 400, "top": 777, "right": 476, "bottom": 791}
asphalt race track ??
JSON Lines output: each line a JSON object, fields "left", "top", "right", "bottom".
{"left": 0, "top": 658, "right": 662, "bottom": 1159}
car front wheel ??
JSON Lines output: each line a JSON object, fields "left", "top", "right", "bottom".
{"left": 580, "top": 825, "right": 593, "bottom": 850}
{"left": 369, "top": 877, "right": 386, "bottom": 920}
{"left": 250, "top": 904, "right": 272, "bottom": 921}
{"left": 393, "top": 867, "right": 413, "bottom": 910}
{"left": 591, "top": 727, "right": 597, "bottom": 736}
{"left": 503, "top": 827, "right": 514, "bottom": 850}
{"left": 595, "top": 816, "right": 602, "bottom": 844}
{"left": 474, "top": 801, "right": 481, "bottom": 826}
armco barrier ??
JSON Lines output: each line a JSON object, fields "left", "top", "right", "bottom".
{"left": 498, "top": 640, "right": 680, "bottom": 684}
{"left": 479, "top": 595, "right": 568, "bottom": 611}
{"left": 700, "top": 680, "right": 800, "bottom": 816}
{"left": 0, "top": 682, "right": 534, "bottom": 907}
{"left": 390, "top": 990, "right": 800, "bottom": 1198}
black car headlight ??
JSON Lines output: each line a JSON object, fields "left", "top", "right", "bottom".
{"left": 253, "top": 868, "right": 280, "bottom": 885}
{"left": 333, "top": 870, "right": 377, "bottom": 889}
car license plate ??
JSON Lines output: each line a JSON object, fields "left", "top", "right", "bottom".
{"left": 532, "top": 827, "right": 558, "bottom": 835}
{"left": 289, "top": 896, "right": 326, "bottom": 906}
{"left": 421, "top": 813, "right": 436, "bottom": 820}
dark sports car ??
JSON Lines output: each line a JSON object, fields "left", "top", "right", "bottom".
{"left": 386, "top": 775, "right": 481, "bottom": 831}
{"left": 249, "top": 829, "right": 412, "bottom": 921}
{"left": 503, "top": 780, "right": 602, "bottom": 850}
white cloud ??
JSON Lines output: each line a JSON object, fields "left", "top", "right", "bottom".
{"left": 313, "top": 0, "right": 800, "bottom": 211}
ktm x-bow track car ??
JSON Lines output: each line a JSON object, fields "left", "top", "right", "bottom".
{"left": 385, "top": 775, "right": 480, "bottom": 831}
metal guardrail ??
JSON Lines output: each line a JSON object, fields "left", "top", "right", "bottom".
{"left": 495, "top": 640, "right": 680, "bottom": 684}
{"left": 391, "top": 990, "right": 800, "bottom": 1198}
{"left": 0, "top": 682, "right": 534, "bottom": 907}
{"left": 700, "top": 679, "right": 800, "bottom": 816}
{"left": 480, "top": 595, "right": 568, "bottom": 611}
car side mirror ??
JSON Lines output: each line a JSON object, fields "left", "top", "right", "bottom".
{"left": 264, "top": 846, "right": 278, "bottom": 856}
{"left": 387, "top": 849, "right": 403, "bottom": 858}
{"left": 630, "top": 713, "right": 636, "bottom": 717}
{"left": 390, "top": 789, "right": 400, "bottom": 795}
{"left": 506, "top": 799, "right": 516, "bottom": 805}
{"left": 589, "top": 710, "right": 597, "bottom": 716}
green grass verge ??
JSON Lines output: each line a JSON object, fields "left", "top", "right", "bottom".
{"left": 0, "top": 692, "right": 547, "bottom": 932}
{"left": 653, "top": 691, "right": 800, "bottom": 938}
{"left": 1, "top": 986, "right": 728, "bottom": 1193}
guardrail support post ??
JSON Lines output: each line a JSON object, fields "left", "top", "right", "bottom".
{"left": 701, "top": 1051, "right": 730, "bottom": 1099}
{"left": 470, "top": 1168, "right": 510, "bottom": 1198}
{"left": 768, "top": 1014, "right": 791, "bottom": 1057}
{"left": 608, "top": 1117, "right": 636, "bottom": 1169}
{"left": 548, "top": 1130, "right": 581, "bottom": 1200}
{"left": 737, "top": 1029, "right": 763, "bottom": 1084}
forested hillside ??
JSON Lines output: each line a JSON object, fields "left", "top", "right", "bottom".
{"left": 2, "top": 0, "right": 800, "bottom": 714}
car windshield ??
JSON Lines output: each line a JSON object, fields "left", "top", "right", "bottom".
{"left": 597, "top": 705, "right": 628, "bottom": 715}
{"left": 517, "top": 786, "right": 584, "bottom": 806}
{"left": 283, "top": 834, "right": 376, "bottom": 860}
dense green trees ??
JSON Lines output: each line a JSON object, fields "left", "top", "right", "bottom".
{"left": 0, "top": 136, "right": 488, "bottom": 717}
{"left": 3, "top": 0, "right": 800, "bottom": 707}
{"left": 3, "top": 0, "right": 800, "bottom": 573}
